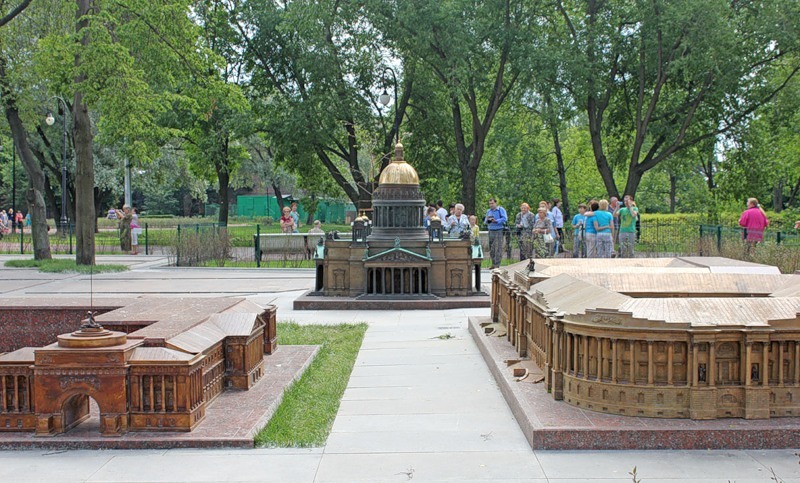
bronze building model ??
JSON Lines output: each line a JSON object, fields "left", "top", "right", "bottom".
{"left": 492, "top": 258, "right": 800, "bottom": 419}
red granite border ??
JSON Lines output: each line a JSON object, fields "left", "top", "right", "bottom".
{"left": 469, "top": 316, "right": 800, "bottom": 450}
{"left": 294, "top": 290, "right": 490, "bottom": 310}
{"left": 0, "top": 345, "right": 318, "bottom": 450}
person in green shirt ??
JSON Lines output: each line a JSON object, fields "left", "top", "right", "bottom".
{"left": 616, "top": 195, "right": 639, "bottom": 258}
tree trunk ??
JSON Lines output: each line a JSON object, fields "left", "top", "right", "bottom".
{"left": 587, "top": 103, "right": 620, "bottom": 199}
{"left": 551, "top": 123, "right": 570, "bottom": 220}
{"left": 669, "top": 173, "right": 677, "bottom": 213}
{"left": 773, "top": 182, "right": 784, "bottom": 213}
{"left": 785, "top": 176, "right": 800, "bottom": 208}
{"left": 272, "top": 182, "right": 284, "bottom": 211}
{"left": 73, "top": 0, "right": 96, "bottom": 266}
{"left": 0, "top": 57, "right": 52, "bottom": 260}
{"left": 43, "top": 174, "right": 57, "bottom": 221}
{"left": 217, "top": 167, "right": 229, "bottom": 225}
{"left": 460, "top": 164, "right": 478, "bottom": 216}
{"left": 622, "top": 168, "right": 643, "bottom": 202}
{"left": 305, "top": 193, "right": 317, "bottom": 225}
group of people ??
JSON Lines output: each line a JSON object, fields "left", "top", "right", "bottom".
{"left": 423, "top": 200, "right": 480, "bottom": 241}
{"left": 110, "top": 205, "right": 141, "bottom": 254}
{"left": 279, "top": 202, "right": 302, "bottom": 234}
{"left": 484, "top": 198, "right": 568, "bottom": 268}
{"left": 571, "top": 195, "right": 639, "bottom": 259}
{"left": 481, "top": 195, "right": 640, "bottom": 269}
{"left": 0, "top": 208, "right": 27, "bottom": 236}
{"left": 279, "top": 201, "right": 326, "bottom": 237}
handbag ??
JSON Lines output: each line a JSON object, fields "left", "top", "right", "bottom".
{"left": 543, "top": 233, "right": 554, "bottom": 243}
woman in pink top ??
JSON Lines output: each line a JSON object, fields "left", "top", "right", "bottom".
{"left": 739, "top": 198, "right": 769, "bottom": 243}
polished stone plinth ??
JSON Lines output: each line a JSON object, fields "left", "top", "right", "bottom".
{"left": 0, "top": 345, "right": 318, "bottom": 449}
{"left": 470, "top": 316, "right": 800, "bottom": 450}
{"left": 293, "top": 290, "right": 490, "bottom": 310}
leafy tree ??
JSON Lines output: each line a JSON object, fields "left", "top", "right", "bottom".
{"left": 33, "top": 0, "right": 234, "bottom": 262}
{"left": 550, "top": 0, "right": 800, "bottom": 199}
{"left": 373, "top": 0, "right": 540, "bottom": 215}
{"left": 236, "top": 0, "right": 410, "bottom": 211}
{"left": 0, "top": 0, "right": 53, "bottom": 259}
{"left": 178, "top": 0, "right": 253, "bottom": 225}
{"left": 717, "top": 61, "right": 800, "bottom": 212}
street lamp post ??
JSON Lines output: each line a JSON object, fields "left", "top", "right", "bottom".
{"left": 379, "top": 67, "right": 399, "bottom": 145}
{"left": 11, "top": 137, "right": 15, "bottom": 215}
{"left": 45, "top": 96, "right": 69, "bottom": 237}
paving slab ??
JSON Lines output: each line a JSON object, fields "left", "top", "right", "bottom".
{"left": 85, "top": 451, "right": 322, "bottom": 482}
{"left": 314, "top": 451, "right": 545, "bottom": 482}
{"left": 535, "top": 449, "right": 775, "bottom": 480}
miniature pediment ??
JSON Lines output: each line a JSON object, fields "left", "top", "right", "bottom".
{"left": 364, "top": 246, "right": 432, "bottom": 264}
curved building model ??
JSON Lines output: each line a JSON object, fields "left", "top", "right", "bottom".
{"left": 491, "top": 257, "right": 800, "bottom": 419}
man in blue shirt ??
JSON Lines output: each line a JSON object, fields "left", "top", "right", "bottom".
{"left": 484, "top": 198, "right": 507, "bottom": 269}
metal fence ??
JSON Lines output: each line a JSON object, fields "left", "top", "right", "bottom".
{"left": 4, "top": 220, "right": 800, "bottom": 268}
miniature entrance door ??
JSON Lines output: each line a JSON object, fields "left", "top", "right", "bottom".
{"left": 60, "top": 393, "right": 91, "bottom": 432}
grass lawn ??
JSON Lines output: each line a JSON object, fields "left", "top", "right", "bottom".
{"left": 255, "top": 322, "right": 367, "bottom": 447}
{"left": 4, "top": 259, "right": 129, "bottom": 273}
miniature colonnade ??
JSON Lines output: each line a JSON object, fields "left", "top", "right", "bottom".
{"left": 492, "top": 258, "right": 800, "bottom": 419}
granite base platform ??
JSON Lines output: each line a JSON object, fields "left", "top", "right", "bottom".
{"left": 293, "top": 290, "right": 490, "bottom": 310}
{"left": 469, "top": 316, "right": 800, "bottom": 450}
{"left": 0, "top": 345, "right": 318, "bottom": 450}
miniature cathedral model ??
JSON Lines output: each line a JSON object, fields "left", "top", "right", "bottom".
{"left": 311, "top": 143, "right": 483, "bottom": 300}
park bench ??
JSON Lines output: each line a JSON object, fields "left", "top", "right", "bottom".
{"left": 253, "top": 232, "right": 346, "bottom": 261}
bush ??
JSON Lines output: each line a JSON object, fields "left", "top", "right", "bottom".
{"left": 697, "top": 235, "right": 800, "bottom": 274}
{"left": 167, "top": 227, "right": 232, "bottom": 267}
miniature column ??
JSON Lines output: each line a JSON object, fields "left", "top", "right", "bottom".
{"left": 629, "top": 340, "right": 636, "bottom": 384}
{"left": 692, "top": 343, "right": 700, "bottom": 387}
{"left": 572, "top": 335, "right": 579, "bottom": 375}
{"left": 583, "top": 335, "right": 589, "bottom": 379}
{"left": 709, "top": 342, "right": 716, "bottom": 386}
{"left": 1, "top": 375, "right": 6, "bottom": 412}
{"left": 740, "top": 340, "right": 747, "bottom": 384}
{"left": 550, "top": 322, "right": 561, "bottom": 370}
{"left": 597, "top": 337, "right": 603, "bottom": 380}
{"left": 762, "top": 341, "right": 770, "bottom": 386}
{"left": 647, "top": 341, "right": 654, "bottom": 385}
{"left": 779, "top": 341, "right": 785, "bottom": 385}
{"left": 566, "top": 333, "right": 573, "bottom": 374}
{"left": 794, "top": 342, "right": 800, "bottom": 385}
{"left": 611, "top": 339, "right": 618, "bottom": 384}
{"left": 12, "top": 375, "right": 18, "bottom": 411}
{"left": 745, "top": 341, "right": 753, "bottom": 386}
{"left": 667, "top": 342, "right": 674, "bottom": 385}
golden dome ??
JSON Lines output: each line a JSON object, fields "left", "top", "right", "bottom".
{"left": 378, "top": 143, "right": 419, "bottom": 185}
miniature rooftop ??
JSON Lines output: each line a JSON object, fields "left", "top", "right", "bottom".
{"left": 525, "top": 256, "right": 782, "bottom": 276}
{"left": 500, "top": 257, "right": 800, "bottom": 328}
{"left": 509, "top": 256, "right": 789, "bottom": 297}
{"left": 0, "top": 296, "right": 269, "bottom": 365}
{"left": 94, "top": 297, "right": 265, "bottom": 341}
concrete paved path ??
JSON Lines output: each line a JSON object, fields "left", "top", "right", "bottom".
{"left": 1, "top": 256, "right": 799, "bottom": 481}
